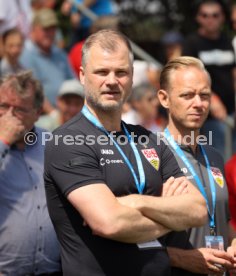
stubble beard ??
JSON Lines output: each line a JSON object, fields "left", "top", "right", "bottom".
{"left": 86, "top": 90, "right": 123, "bottom": 113}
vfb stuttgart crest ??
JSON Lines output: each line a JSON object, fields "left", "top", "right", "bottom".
{"left": 141, "top": 148, "right": 160, "bottom": 171}
{"left": 211, "top": 167, "right": 224, "bottom": 188}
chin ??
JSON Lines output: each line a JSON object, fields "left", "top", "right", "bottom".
{"left": 99, "top": 101, "right": 122, "bottom": 111}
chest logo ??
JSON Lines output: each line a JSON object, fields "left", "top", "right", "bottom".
{"left": 211, "top": 167, "right": 224, "bottom": 188}
{"left": 141, "top": 148, "right": 160, "bottom": 171}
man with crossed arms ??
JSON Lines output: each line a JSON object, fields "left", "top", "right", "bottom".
{"left": 156, "top": 56, "right": 236, "bottom": 275}
{"left": 44, "top": 30, "right": 207, "bottom": 276}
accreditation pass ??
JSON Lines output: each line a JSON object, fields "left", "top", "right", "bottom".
{"left": 205, "top": 235, "right": 224, "bottom": 251}
{"left": 137, "top": 239, "right": 162, "bottom": 250}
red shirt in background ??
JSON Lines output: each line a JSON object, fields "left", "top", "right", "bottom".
{"left": 68, "top": 40, "right": 85, "bottom": 79}
{"left": 225, "top": 154, "right": 236, "bottom": 230}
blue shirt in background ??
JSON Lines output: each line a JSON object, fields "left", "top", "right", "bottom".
{"left": 72, "top": 0, "right": 113, "bottom": 29}
{"left": 0, "top": 127, "right": 61, "bottom": 275}
{"left": 20, "top": 40, "right": 74, "bottom": 106}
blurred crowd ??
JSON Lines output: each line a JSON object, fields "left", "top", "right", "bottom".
{"left": 1, "top": 0, "right": 236, "bottom": 154}
{"left": 1, "top": 0, "right": 236, "bottom": 274}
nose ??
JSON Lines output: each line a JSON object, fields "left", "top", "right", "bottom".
{"left": 105, "top": 72, "right": 118, "bottom": 86}
{"left": 192, "top": 95, "right": 203, "bottom": 108}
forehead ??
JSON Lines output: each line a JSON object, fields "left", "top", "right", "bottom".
{"left": 5, "top": 33, "right": 23, "bottom": 43}
{"left": 170, "top": 66, "right": 211, "bottom": 89}
{"left": 86, "top": 42, "right": 132, "bottom": 68}
{"left": 199, "top": 3, "right": 223, "bottom": 13}
{"left": 0, "top": 87, "right": 34, "bottom": 104}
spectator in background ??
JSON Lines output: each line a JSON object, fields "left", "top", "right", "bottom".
{"left": 36, "top": 79, "right": 84, "bottom": 131}
{"left": 0, "top": 28, "right": 24, "bottom": 77}
{"left": 20, "top": 9, "right": 74, "bottom": 108}
{"left": 182, "top": 0, "right": 236, "bottom": 155}
{"left": 132, "top": 60, "right": 162, "bottom": 90}
{"left": 0, "top": 71, "right": 61, "bottom": 275}
{"left": 31, "top": 0, "right": 65, "bottom": 49}
{"left": 161, "top": 31, "right": 183, "bottom": 62}
{"left": 61, "top": 0, "right": 114, "bottom": 47}
{"left": 122, "top": 83, "right": 162, "bottom": 133}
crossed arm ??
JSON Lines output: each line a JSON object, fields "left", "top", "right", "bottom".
{"left": 67, "top": 176, "right": 207, "bottom": 244}
{"left": 117, "top": 176, "right": 207, "bottom": 231}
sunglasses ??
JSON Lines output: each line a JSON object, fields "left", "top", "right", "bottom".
{"left": 199, "top": 12, "right": 221, "bottom": 19}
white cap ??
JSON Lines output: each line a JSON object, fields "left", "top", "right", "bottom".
{"left": 58, "top": 79, "right": 84, "bottom": 98}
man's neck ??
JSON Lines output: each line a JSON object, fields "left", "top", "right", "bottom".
{"left": 167, "top": 121, "right": 200, "bottom": 153}
{"left": 198, "top": 28, "right": 221, "bottom": 40}
{"left": 85, "top": 104, "right": 122, "bottom": 131}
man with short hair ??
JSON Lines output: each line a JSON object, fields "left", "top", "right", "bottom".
{"left": 0, "top": 71, "right": 61, "bottom": 275}
{"left": 182, "top": 0, "right": 236, "bottom": 155}
{"left": 44, "top": 29, "right": 207, "bottom": 276}
{"left": 20, "top": 9, "right": 74, "bottom": 106}
{"left": 157, "top": 56, "right": 236, "bottom": 275}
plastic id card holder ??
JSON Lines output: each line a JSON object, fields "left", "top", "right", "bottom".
{"left": 205, "top": 235, "right": 224, "bottom": 251}
{"left": 137, "top": 239, "right": 162, "bottom": 250}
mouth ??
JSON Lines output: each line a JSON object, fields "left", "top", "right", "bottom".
{"left": 102, "top": 91, "right": 120, "bottom": 95}
{"left": 188, "top": 113, "right": 204, "bottom": 119}
{"left": 101, "top": 91, "right": 121, "bottom": 99}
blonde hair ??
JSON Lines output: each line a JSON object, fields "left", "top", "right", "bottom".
{"left": 160, "top": 56, "right": 211, "bottom": 91}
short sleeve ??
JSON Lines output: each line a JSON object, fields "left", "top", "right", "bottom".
{"left": 159, "top": 139, "right": 183, "bottom": 182}
{"left": 44, "top": 130, "right": 105, "bottom": 196}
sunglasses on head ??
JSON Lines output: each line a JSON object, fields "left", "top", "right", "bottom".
{"left": 200, "top": 12, "right": 221, "bottom": 19}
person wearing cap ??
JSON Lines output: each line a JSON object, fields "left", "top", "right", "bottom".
{"left": 20, "top": 8, "right": 74, "bottom": 107}
{"left": 161, "top": 31, "right": 184, "bottom": 62}
{"left": 36, "top": 79, "right": 84, "bottom": 131}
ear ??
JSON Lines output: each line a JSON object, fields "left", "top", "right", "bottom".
{"left": 157, "top": 89, "right": 170, "bottom": 109}
{"left": 79, "top": 66, "right": 85, "bottom": 85}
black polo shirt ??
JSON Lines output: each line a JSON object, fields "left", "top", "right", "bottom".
{"left": 44, "top": 113, "right": 183, "bottom": 276}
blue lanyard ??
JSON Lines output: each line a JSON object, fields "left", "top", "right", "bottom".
{"left": 82, "top": 105, "right": 146, "bottom": 194}
{"left": 164, "top": 128, "right": 216, "bottom": 230}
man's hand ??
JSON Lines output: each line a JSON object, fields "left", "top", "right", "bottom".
{"left": 162, "top": 176, "right": 189, "bottom": 197}
{"left": 168, "top": 247, "right": 234, "bottom": 275}
{"left": 0, "top": 109, "right": 25, "bottom": 145}
{"left": 227, "top": 243, "right": 236, "bottom": 275}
